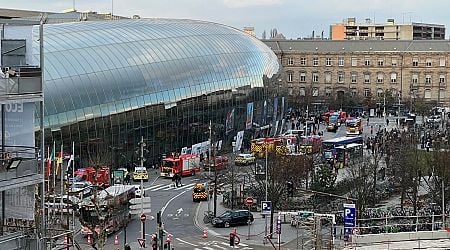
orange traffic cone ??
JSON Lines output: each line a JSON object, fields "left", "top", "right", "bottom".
{"left": 87, "top": 234, "right": 92, "bottom": 245}
{"left": 203, "top": 228, "right": 208, "bottom": 238}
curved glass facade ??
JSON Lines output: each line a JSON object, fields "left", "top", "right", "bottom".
{"left": 33, "top": 19, "right": 280, "bottom": 166}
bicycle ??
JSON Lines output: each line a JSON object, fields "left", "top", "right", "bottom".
{"left": 203, "top": 211, "right": 214, "bottom": 224}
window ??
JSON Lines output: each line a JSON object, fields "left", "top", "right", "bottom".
{"left": 351, "top": 58, "right": 358, "bottom": 66}
{"left": 325, "top": 72, "right": 332, "bottom": 84}
{"left": 365, "top": 58, "right": 371, "bottom": 66}
{"left": 326, "top": 58, "right": 332, "bottom": 66}
{"left": 364, "top": 73, "right": 370, "bottom": 84}
{"left": 378, "top": 58, "right": 384, "bottom": 66}
{"left": 351, "top": 73, "right": 357, "bottom": 83}
{"left": 338, "top": 57, "right": 344, "bottom": 66}
{"left": 287, "top": 72, "right": 293, "bottom": 82}
{"left": 426, "top": 58, "right": 432, "bottom": 67}
{"left": 325, "top": 88, "right": 332, "bottom": 97}
{"left": 312, "top": 88, "right": 319, "bottom": 97}
{"left": 391, "top": 89, "right": 397, "bottom": 97}
{"left": 390, "top": 73, "right": 397, "bottom": 83}
{"left": 412, "top": 74, "right": 418, "bottom": 84}
{"left": 300, "top": 57, "right": 306, "bottom": 66}
{"left": 312, "top": 72, "right": 319, "bottom": 83}
{"left": 425, "top": 74, "right": 432, "bottom": 84}
{"left": 377, "top": 88, "right": 384, "bottom": 97}
{"left": 299, "top": 88, "right": 306, "bottom": 96}
{"left": 300, "top": 72, "right": 306, "bottom": 82}
{"left": 424, "top": 89, "right": 431, "bottom": 99}
{"left": 440, "top": 58, "right": 446, "bottom": 67}
{"left": 338, "top": 72, "right": 344, "bottom": 83}
{"left": 412, "top": 58, "right": 418, "bottom": 67}
{"left": 350, "top": 89, "right": 357, "bottom": 97}
{"left": 364, "top": 88, "right": 371, "bottom": 97}
{"left": 391, "top": 57, "right": 397, "bottom": 66}
{"left": 377, "top": 73, "right": 384, "bottom": 83}
{"left": 439, "top": 90, "right": 446, "bottom": 99}
{"left": 287, "top": 57, "right": 294, "bottom": 65}
{"left": 313, "top": 57, "right": 319, "bottom": 66}
{"left": 440, "top": 74, "right": 446, "bottom": 84}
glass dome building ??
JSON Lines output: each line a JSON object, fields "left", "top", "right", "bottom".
{"left": 34, "top": 19, "right": 281, "bottom": 166}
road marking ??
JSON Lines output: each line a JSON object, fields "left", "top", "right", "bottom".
{"left": 202, "top": 247, "right": 215, "bottom": 250}
{"left": 144, "top": 184, "right": 165, "bottom": 191}
{"left": 161, "top": 189, "right": 189, "bottom": 215}
{"left": 212, "top": 243, "right": 227, "bottom": 249}
{"left": 176, "top": 238, "right": 198, "bottom": 247}
{"left": 151, "top": 184, "right": 173, "bottom": 191}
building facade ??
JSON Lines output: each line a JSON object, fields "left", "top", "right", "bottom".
{"left": 330, "top": 18, "right": 445, "bottom": 41}
{"left": 264, "top": 40, "right": 450, "bottom": 110}
{"left": 27, "top": 18, "right": 280, "bottom": 166}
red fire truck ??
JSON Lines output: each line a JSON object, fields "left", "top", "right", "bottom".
{"left": 160, "top": 154, "right": 201, "bottom": 178}
{"left": 74, "top": 166, "right": 110, "bottom": 188}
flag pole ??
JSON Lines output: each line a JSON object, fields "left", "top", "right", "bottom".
{"left": 52, "top": 141, "right": 56, "bottom": 220}
{"left": 60, "top": 143, "right": 64, "bottom": 222}
{"left": 71, "top": 141, "right": 75, "bottom": 231}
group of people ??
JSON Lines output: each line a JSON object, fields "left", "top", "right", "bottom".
{"left": 171, "top": 173, "right": 182, "bottom": 187}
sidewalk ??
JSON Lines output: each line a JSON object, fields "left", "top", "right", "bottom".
{"left": 194, "top": 194, "right": 299, "bottom": 248}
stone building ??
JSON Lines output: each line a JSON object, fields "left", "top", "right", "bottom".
{"left": 263, "top": 40, "right": 450, "bottom": 110}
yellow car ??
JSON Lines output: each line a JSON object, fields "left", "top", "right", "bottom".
{"left": 132, "top": 167, "right": 149, "bottom": 182}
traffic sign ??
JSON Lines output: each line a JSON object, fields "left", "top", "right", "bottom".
{"left": 129, "top": 208, "right": 152, "bottom": 215}
{"left": 137, "top": 238, "right": 145, "bottom": 247}
{"left": 245, "top": 197, "right": 254, "bottom": 206}
{"left": 130, "top": 197, "right": 151, "bottom": 204}
{"left": 261, "top": 201, "right": 272, "bottom": 215}
{"left": 140, "top": 213, "right": 147, "bottom": 222}
{"left": 343, "top": 203, "right": 356, "bottom": 236}
{"left": 130, "top": 204, "right": 152, "bottom": 210}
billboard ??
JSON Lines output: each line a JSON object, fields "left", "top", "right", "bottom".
{"left": 246, "top": 102, "right": 254, "bottom": 129}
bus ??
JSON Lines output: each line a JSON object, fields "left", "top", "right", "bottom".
{"left": 322, "top": 136, "right": 363, "bottom": 160}
{"left": 334, "top": 143, "right": 363, "bottom": 168}
{"left": 346, "top": 118, "right": 363, "bottom": 136}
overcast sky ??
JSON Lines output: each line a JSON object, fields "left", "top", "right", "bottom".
{"left": 5, "top": 0, "right": 450, "bottom": 39}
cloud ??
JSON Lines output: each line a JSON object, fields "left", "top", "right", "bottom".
{"left": 223, "top": 0, "right": 283, "bottom": 8}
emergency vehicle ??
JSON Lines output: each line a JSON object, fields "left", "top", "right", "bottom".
{"left": 132, "top": 166, "right": 149, "bottom": 182}
{"left": 74, "top": 166, "right": 110, "bottom": 188}
{"left": 250, "top": 136, "right": 297, "bottom": 157}
{"left": 298, "top": 135, "right": 322, "bottom": 154}
{"left": 203, "top": 155, "right": 229, "bottom": 171}
{"left": 346, "top": 117, "right": 363, "bottom": 136}
{"left": 192, "top": 183, "right": 208, "bottom": 202}
{"left": 160, "top": 154, "right": 201, "bottom": 178}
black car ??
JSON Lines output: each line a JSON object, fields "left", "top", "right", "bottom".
{"left": 212, "top": 210, "right": 254, "bottom": 228}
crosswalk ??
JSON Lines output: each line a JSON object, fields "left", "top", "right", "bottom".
{"left": 176, "top": 238, "right": 253, "bottom": 249}
{"left": 144, "top": 182, "right": 197, "bottom": 192}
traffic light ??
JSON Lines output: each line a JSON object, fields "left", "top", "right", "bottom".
{"left": 151, "top": 234, "right": 157, "bottom": 250}
{"left": 157, "top": 211, "right": 162, "bottom": 227}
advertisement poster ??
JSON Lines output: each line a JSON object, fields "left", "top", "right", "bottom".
{"left": 246, "top": 102, "right": 254, "bottom": 129}
{"left": 226, "top": 108, "right": 235, "bottom": 134}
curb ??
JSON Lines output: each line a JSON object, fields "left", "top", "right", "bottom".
{"left": 193, "top": 201, "right": 223, "bottom": 238}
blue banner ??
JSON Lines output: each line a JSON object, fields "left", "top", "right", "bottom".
{"left": 246, "top": 102, "right": 254, "bottom": 129}
{"left": 343, "top": 203, "right": 356, "bottom": 235}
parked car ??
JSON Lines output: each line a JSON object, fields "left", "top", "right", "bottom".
{"left": 212, "top": 210, "right": 254, "bottom": 228}
{"left": 234, "top": 154, "right": 256, "bottom": 166}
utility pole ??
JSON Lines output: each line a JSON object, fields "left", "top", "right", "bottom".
{"left": 139, "top": 136, "right": 145, "bottom": 247}
{"left": 207, "top": 121, "right": 212, "bottom": 214}
{"left": 383, "top": 93, "right": 386, "bottom": 127}
{"left": 442, "top": 179, "right": 445, "bottom": 228}
{"left": 264, "top": 145, "right": 268, "bottom": 243}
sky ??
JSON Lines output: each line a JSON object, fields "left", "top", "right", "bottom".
{"left": 3, "top": 0, "right": 450, "bottom": 39}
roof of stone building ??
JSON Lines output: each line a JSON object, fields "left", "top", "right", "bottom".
{"left": 262, "top": 40, "right": 450, "bottom": 53}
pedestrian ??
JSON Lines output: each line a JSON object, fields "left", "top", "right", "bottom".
{"left": 172, "top": 174, "right": 177, "bottom": 187}
{"left": 370, "top": 125, "right": 374, "bottom": 135}
{"left": 176, "top": 173, "right": 182, "bottom": 187}
{"left": 386, "top": 119, "right": 390, "bottom": 126}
